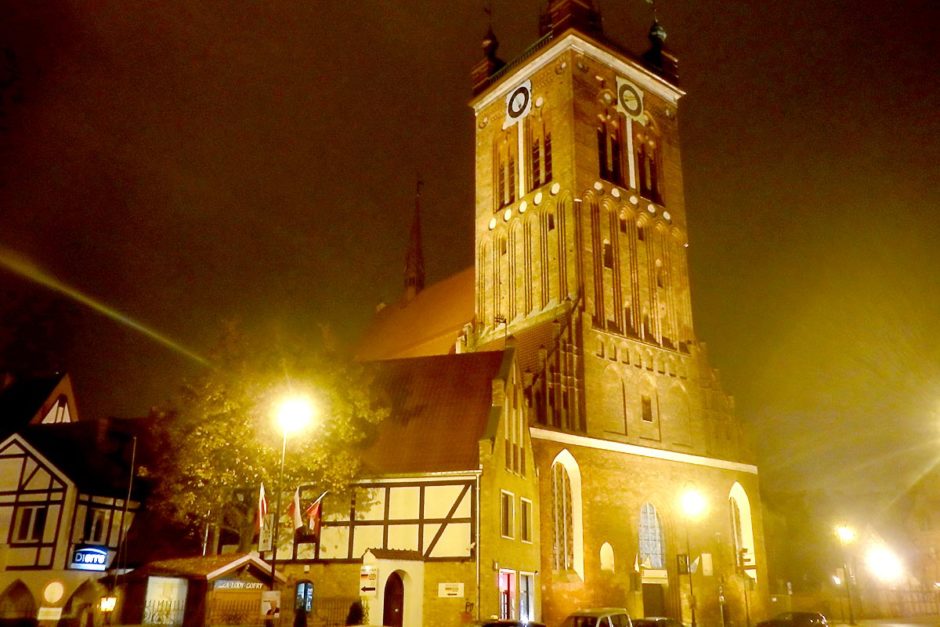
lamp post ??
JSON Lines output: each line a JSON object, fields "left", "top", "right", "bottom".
{"left": 680, "top": 488, "right": 707, "bottom": 627}
{"left": 269, "top": 395, "right": 315, "bottom": 591}
{"left": 835, "top": 524, "right": 856, "bottom": 625}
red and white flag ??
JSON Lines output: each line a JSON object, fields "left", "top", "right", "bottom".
{"left": 257, "top": 483, "right": 268, "bottom": 533}
{"left": 305, "top": 492, "right": 328, "bottom": 540}
{"left": 287, "top": 488, "right": 303, "bottom": 531}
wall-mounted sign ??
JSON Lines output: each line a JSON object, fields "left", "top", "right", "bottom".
{"left": 69, "top": 545, "right": 108, "bottom": 571}
{"left": 438, "top": 583, "right": 464, "bottom": 598}
{"left": 37, "top": 607, "right": 63, "bottom": 620}
{"left": 359, "top": 565, "right": 377, "bottom": 597}
{"left": 214, "top": 580, "right": 265, "bottom": 591}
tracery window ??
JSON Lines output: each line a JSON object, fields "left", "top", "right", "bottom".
{"left": 552, "top": 462, "right": 574, "bottom": 571}
{"left": 495, "top": 131, "right": 517, "bottom": 209}
{"left": 526, "top": 114, "right": 553, "bottom": 191}
{"left": 636, "top": 127, "right": 663, "bottom": 204}
{"left": 638, "top": 502, "right": 665, "bottom": 568}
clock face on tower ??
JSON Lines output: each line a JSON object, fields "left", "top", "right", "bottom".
{"left": 504, "top": 80, "right": 533, "bottom": 126}
{"left": 616, "top": 77, "right": 644, "bottom": 119}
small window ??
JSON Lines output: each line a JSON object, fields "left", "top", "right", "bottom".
{"left": 619, "top": 217, "right": 627, "bottom": 233}
{"left": 637, "top": 225, "right": 645, "bottom": 241}
{"left": 501, "top": 491, "right": 514, "bottom": 538}
{"left": 603, "top": 240, "right": 613, "bottom": 268}
{"left": 642, "top": 396, "right": 653, "bottom": 422}
{"left": 15, "top": 506, "right": 47, "bottom": 543}
{"left": 521, "top": 499, "right": 533, "bottom": 543}
{"left": 547, "top": 213, "right": 555, "bottom": 231}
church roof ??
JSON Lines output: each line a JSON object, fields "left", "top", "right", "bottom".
{"left": 355, "top": 267, "right": 475, "bottom": 362}
{"left": 361, "top": 351, "right": 506, "bottom": 475}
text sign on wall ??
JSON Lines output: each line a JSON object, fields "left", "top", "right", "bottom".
{"left": 438, "top": 583, "right": 464, "bottom": 598}
{"left": 69, "top": 545, "right": 109, "bottom": 571}
{"left": 214, "top": 580, "right": 265, "bottom": 590}
{"left": 37, "top": 607, "right": 63, "bottom": 620}
{"left": 359, "top": 566, "right": 377, "bottom": 597}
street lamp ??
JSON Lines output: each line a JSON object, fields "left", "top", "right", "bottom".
{"left": 269, "top": 394, "right": 315, "bottom": 590}
{"left": 680, "top": 488, "right": 707, "bottom": 627}
{"left": 835, "top": 524, "right": 856, "bottom": 625}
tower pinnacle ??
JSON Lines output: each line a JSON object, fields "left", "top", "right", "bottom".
{"left": 403, "top": 178, "right": 426, "bottom": 302}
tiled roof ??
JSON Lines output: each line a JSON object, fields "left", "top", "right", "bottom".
{"left": 128, "top": 553, "right": 283, "bottom": 582}
{"left": 361, "top": 351, "right": 506, "bottom": 475}
{"left": 20, "top": 417, "right": 155, "bottom": 498}
{"left": 355, "top": 267, "right": 474, "bottom": 361}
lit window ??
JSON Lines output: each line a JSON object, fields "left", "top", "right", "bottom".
{"left": 552, "top": 463, "right": 574, "bottom": 570}
{"left": 639, "top": 502, "right": 665, "bottom": 568}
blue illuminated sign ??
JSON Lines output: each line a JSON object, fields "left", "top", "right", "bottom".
{"left": 70, "top": 545, "right": 109, "bottom": 571}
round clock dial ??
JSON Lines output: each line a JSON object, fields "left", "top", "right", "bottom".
{"left": 618, "top": 82, "right": 643, "bottom": 116}
{"left": 507, "top": 85, "right": 531, "bottom": 119}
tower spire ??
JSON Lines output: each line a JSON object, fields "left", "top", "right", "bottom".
{"left": 403, "top": 177, "right": 426, "bottom": 302}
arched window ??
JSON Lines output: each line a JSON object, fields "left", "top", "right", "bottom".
{"left": 635, "top": 126, "right": 663, "bottom": 204}
{"left": 729, "top": 483, "right": 757, "bottom": 582}
{"left": 551, "top": 450, "right": 584, "bottom": 578}
{"left": 638, "top": 502, "right": 665, "bottom": 568}
{"left": 494, "top": 131, "right": 517, "bottom": 209}
{"left": 526, "top": 113, "right": 553, "bottom": 191}
{"left": 600, "top": 542, "right": 615, "bottom": 572}
{"left": 597, "top": 112, "right": 625, "bottom": 185}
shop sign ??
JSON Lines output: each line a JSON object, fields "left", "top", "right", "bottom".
{"left": 438, "top": 583, "right": 464, "bottom": 598}
{"left": 69, "top": 545, "right": 108, "bottom": 571}
{"left": 359, "top": 565, "right": 377, "bottom": 597}
{"left": 37, "top": 607, "right": 63, "bottom": 620}
{"left": 215, "top": 580, "right": 265, "bottom": 590}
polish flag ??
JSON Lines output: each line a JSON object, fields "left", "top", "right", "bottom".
{"left": 305, "top": 492, "right": 328, "bottom": 540}
{"left": 287, "top": 488, "right": 304, "bottom": 531}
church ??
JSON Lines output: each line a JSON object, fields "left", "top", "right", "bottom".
{"left": 331, "top": 0, "right": 770, "bottom": 624}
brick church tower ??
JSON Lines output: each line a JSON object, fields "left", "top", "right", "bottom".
{"left": 466, "top": 1, "right": 769, "bottom": 623}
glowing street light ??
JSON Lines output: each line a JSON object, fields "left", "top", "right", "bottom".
{"left": 835, "top": 524, "right": 857, "bottom": 625}
{"left": 269, "top": 394, "right": 316, "bottom": 590}
{"left": 865, "top": 544, "right": 904, "bottom": 585}
{"left": 679, "top": 488, "right": 707, "bottom": 627}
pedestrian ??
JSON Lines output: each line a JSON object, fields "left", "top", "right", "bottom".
{"left": 293, "top": 607, "right": 307, "bottom": 627}
{"left": 344, "top": 600, "right": 364, "bottom": 625}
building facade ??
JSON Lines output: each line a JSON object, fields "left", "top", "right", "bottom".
{"left": 357, "top": 1, "right": 771, "bottom": 625}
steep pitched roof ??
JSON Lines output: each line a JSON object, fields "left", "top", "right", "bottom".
{"left": 19, "top": 417, "right": 154, "bottom": 498}
{"left": 355, "top": 267, "right": 474, "bottom": 362}
{"left": 0, "top": 372, "right": 69, "bottom": 438}
{"left": 361, "top": 351, "right": 506, "bottom": 475}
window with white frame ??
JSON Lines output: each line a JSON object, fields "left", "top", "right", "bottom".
{"left": 500, "top": 491, "right": 514, "bottom": 539}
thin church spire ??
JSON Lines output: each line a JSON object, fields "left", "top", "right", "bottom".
{"left": 403, "top": 177, "right": 425, "bottom": 302}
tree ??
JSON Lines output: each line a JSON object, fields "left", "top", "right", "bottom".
{"left": 150, "top": 323, "right": 388, "bottom": 553}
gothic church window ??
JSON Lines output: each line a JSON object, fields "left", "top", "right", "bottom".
{"left": 551, "top": 450, "right": 584, "bottom": 578}
{"left": 638, "top": 502, "right": 665, "bottom": 568}
{"left": 495, "top": 132, "right": 517, "bottom": 210}
{"left": 597, "top": 112, "right": 626, "bottom": 185}
{"left": 636, "top": 127, "right": 663, "bottom": 204}
{"left": 552, "top": 463, "right": 574, "bottom": 570}
{"left": 526, "top": 114, "right": 553, "bottom": 191}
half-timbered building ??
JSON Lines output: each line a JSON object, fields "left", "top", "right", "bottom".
{"left": 0, "top": 412, "right": 145, "bottom": 626}
{"left": 268, "top": 350, "right": 541, "bottom": 626}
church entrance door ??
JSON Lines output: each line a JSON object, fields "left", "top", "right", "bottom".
{"left": 383, "top": 572, "right": 404, "bottom": 627}
{"left": 642, "top": 582, "right": 666, "bottom": 617}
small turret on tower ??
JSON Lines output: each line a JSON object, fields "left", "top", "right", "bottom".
{"left": 641, "top": 19, "right": 679, "bottom": 84}
{"left": 538, "top": 0, "right": 603, "bottom": 38}
{"left": 471, "top": 25, "right": 506, "bottom": 95}
{"left": 403, "top": 178, "right": 426, "bottom": 302}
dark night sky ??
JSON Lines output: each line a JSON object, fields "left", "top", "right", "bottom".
{"left": 0, "top": 1, "right": 937, "bottom": 497}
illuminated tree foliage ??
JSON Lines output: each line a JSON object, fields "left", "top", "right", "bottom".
{"left": 150, "top": 324, "right": 388, "bottom": 553}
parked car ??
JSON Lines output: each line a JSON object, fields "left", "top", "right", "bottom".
{"left": 756, "top": 611, "right": 828, "bottom": 627}
{"left": 633, "top": 618, "right": 683, "bottom": 627}
{"left": 561, "top": 608, "right": 633, "bottom": 627}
